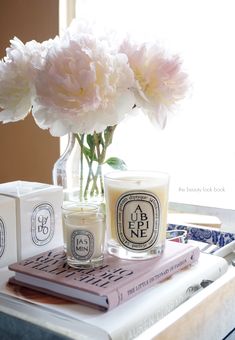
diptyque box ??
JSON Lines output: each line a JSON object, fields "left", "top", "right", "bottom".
{"left": 0, "top": 195, "right": 17, "bottom": 267}
{"left": 0, "top": 181, "right": 63, "bottom": 260}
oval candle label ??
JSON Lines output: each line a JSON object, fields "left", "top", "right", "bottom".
{"left": 0, "top": 217, "right": 5, "bottom": 259}
{"left": 31, "top": 203, "right": 55, "bottom": 246}
{"left": 116, "top": 191, "right": 160, "bottom": 251}
{"left": 71, "top": 230, "right": 94, "bottom": 260}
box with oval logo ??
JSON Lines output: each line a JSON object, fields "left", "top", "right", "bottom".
{"left": 0, "top": 181, "right": 63, "bottom": 260}
{"left": 0, "top": 195, "right": 17, "bottom": 267}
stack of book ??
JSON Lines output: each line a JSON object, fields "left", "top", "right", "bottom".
{"left": 8, "top": 241, "right": 199, "bottom": 310}
{"left": 0, "top": 239, "right": 228, "bottom": 339}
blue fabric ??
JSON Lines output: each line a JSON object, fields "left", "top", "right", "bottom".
{"left": 223, "top": 328, "right": 235, "bottom": 340}
{"left": 0, "top": 311, "right": 70, "bottom": 340}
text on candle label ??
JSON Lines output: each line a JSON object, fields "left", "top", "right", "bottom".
{"left": 116, "top": 191, "right": 160, "bottom": 251}
{"left": 71, "top": 230, "right": 94, "bottom": 260}
{"left": 31, "top": 203, "right": 55, "bottom": 246}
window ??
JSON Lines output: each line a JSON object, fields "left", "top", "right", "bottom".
{"left": 63, "top": 0, "right": 235, "bottom": 209}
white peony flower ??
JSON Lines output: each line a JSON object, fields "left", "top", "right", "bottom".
{"left": 0, "top": 37, "right": 50, "bottom": 123}
{"left": 32, "top": 28, "right": 135, "bottom": 136}
{"left": 0, "top": 20, "right": 189, "bottom": 137}
{"left": 120, "top": 39, "right": 189, "bottom": 128}
{"left": 66, "top": 18, "right": 119, "bottom": 52}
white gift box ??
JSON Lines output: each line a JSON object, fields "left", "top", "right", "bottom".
{"left": 0, "top": 196, "right": 17, "bottom": 268}
{"left": 0, "top": 181, "right": 63, "bottom": 260}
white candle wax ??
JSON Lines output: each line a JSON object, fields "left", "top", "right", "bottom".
{"left": 64, "top": 212, "right": 105, "bottom": 261}
{"left": 104, "top": 171, "right": 169, "bottom": 256}
{"left": 62, "top": 202, "right": 98, "bottom": 250}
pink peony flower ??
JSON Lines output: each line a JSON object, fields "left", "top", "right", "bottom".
{"left": 120, "top": 39, "right": 189, "bottom": 128}
{"left": 32, "top": 28, "right": 135, "bottom": 136}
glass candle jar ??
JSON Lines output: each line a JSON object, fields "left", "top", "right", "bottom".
{"left": 104, "top": 171, "right": 169, "bottom": 260}
{"left": 62, "top": 203, "right": 105, "bottom": 268}
{"left": 62, "top": 201, "right": 98, "bottom": 250}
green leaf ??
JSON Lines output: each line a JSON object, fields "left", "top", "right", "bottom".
{"left": 105, "top": 157, "right": 127, "bottom": 170}
{"left": 86, "top": 134, "right": 94, "bottom": 149}
{"left": 82, "top": 146, "right": 98, "bottom": 161}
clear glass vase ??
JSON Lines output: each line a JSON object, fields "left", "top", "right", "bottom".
{"left": 53, "top": 133, "right": 105, "bottom": 204}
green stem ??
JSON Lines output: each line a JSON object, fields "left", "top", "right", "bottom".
{"left": 79, "top": 134, "right": 84, "bottom": 201}
{"left": 75, "top": 133, "right": 93, "bottom": 200}
{"left": 90, "top": 126, "right": 117, "bottom": 197}
{"left": 75, "top": 126, "right": 117, "bottom": 201}
{"left": 98, "top": 164, "right": 104, "bottom": 196}
{"left": 104, "top": 125, "right": 117, "bottom": 147}
{"left": 90, "top": 132, "right": 103, "bottom": 196}
{"left": 84, "top": 144, "right": 98, "bottom": 199}
{"left": 84, "top": 161, "right": 93, "bottom": 199}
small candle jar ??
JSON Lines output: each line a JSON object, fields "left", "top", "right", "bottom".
{"left": 62, "top": 202, "right": 98, "bottom": 251}
{"left": 62, "top": 203, "right": 105, "bottom": 268}
{"left": 104, "top": 170, "right": 169, "bottom": 260}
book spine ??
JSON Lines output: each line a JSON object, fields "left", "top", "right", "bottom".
{"left": 112, "top": 286, "right": 200, "bottom": 340}
{"left": 108, "top": 247, "right": 200, "bottom": 310}
{"left": 110, "top": 258, "right": 227, "bottom": 340}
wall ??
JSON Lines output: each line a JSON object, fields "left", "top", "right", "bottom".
{"left": 0, "top": 0, "right": 60, "bottom": 184}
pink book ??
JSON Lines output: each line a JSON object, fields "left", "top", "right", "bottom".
{"left": 8, "top": 240, "right": 200, "bottom": 311}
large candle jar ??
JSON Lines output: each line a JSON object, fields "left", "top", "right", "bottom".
{"left": 104, "top": 171, "right": 169, "bottom": 260}
{"left": 62, "top": 203, "right": 105, "bottom": 268}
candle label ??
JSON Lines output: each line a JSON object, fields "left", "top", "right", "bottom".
{"left": 116, "top": 191, "right": 160, "bottom": 251}
{"left": 71, "top": 230, "right": 94, "bottom": 260}
{"left": 31, "top": 203, "right": 55, "bottom": 246}
{"left": 0, "top": 217, "right": 5, "bottom": 259}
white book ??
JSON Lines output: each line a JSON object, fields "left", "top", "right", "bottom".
{"left": 0, "top": 252, "right": 228, "bottom": 340}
